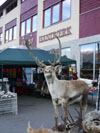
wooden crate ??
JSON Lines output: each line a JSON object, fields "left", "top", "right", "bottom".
{"left": 0, "top": 93, "right": 18, "bottom": 115}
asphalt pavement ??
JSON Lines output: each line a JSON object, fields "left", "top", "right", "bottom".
{"left": 0, "top": 94, "right": 96, "bottom": 133}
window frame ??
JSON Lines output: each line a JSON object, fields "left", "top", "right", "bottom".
{"left": 5, "top": 25, "right": 17, "bottom": 43}
{"left": 6, "top": 1, "right": 17, "bottom": 14}
{"left": 21, "top": 0, "right": 25, "bottom": 3}
{"left": 20, "top": 14, "right": 37, "bottom": 37}
{"left": 43, "top": 0, "right": 71, "bottom": 28}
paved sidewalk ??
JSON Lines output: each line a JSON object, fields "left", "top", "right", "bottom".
{"left": 0, "top": 95, "right": 96, "bottom": 133}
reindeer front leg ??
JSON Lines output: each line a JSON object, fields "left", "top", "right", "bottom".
{"left": 53, "top": 100, "right": 58, "bottom": 130}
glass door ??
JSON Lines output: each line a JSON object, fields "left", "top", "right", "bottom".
{"left": 80, "top": 43, "right": 96, "bottom": 79}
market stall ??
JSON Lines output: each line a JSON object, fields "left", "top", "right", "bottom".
{"left": 0, "top": 48, "right": 76, "bottom": 95}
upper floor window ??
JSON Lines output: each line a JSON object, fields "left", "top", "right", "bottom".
{"left": 21, "top": 15, "right": 37, "bottom": 37}
{"left": 26, "top": 18, "right": 31, "bottom": 34}
{"left": 52, "top": 4, "right": 60, "bottom": 24}
{"left": 0, "top": 33, "right": 3, "bottom": 45}
{"left": 21, "top": 0, "right": 25, "bottom": 3}
{"left": 62, "top": 47, "right": 71, "bottom": 58}
{"left": 6, "top": 0, "right": 17, "bottom": 14}
{"left": 32, "top": 15, "right": 37, "bottom": 32}
{"left": 6, "top": 30, "right": 9, "bottom": 43}
{"left": 13, "top": 26, "right": 17, "bottom": 40}
{"left": 44, "top": 8, "right": 51, "bottom": 27}
{"left": 9, "top": 28, "right": 13, "bottom": 41}
{"left": 21, "top": 21, "right": 25, "bottom": 36}
{"left": 62, "top": 0, "right": 70, "bottom": 20}
{"left": 5, "top": 25, "right": 17, "bottom": 43}
{"left": 44, "top": 0, "right": 71, "bottom": 28}
{"left": 0, "top": 11, "right": 3, "bottom": 19}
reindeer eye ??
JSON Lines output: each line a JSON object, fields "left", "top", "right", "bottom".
{"left": 45, "top": 70, "right": 49, "bottom": 73}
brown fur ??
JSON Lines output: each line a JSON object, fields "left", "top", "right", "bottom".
{"left": 27, "top": 122, "right": 57, "bottom": 133}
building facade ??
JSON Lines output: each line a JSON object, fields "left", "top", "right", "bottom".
{"left": 0, "top": 0, "right": 100, "bottom": 80}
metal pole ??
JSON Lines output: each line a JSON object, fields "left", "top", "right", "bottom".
{"left": 98, "top": 81, "right": 100, "bottom": 110}
{"left": 96, "top": 68, "right": 100, "bottom": 111}
{"left": 1, "top": 64, "right": 3, "bottom": 91}
{"left": 93, "top": 45, "right": 96, "bottom": 81}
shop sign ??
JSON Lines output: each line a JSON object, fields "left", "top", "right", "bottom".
{"left": 39, "top": 26, "right": 72, "bottom": 43}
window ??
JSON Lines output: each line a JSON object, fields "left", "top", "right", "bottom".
{"left": 32, "top": 15, "right": 37, "bottom": 32}
{"left": 5, "top": 26, "right": 17, "bottom": 43}
{"left": 43, "top": 0, "right": 71, "bottom": 27}
{"left": 6, "top": 1, "right": 17, "bottom": 14}
{"left": 24, "top": 68, "right": 31, "bottom": 84}
{"left": 21, "top": 0, "right": 25, "bottom": 3}
{"left": 62, "top": 47, "right": 71, "bottom": 58}
{"left": 21, "top": 15, "right": 37, "bottom": 37}
{"left": 52, "top": 4, "right": 60, "bottom": 23}
{"left": 26, "top": 18, "right": 31, "bottom": 34}
{"left": 62, "top": 0, "right": 71, "bottom": 20}
{"left": 21, "top": 21, "right": 25, "bottom": 36}
{"left": 0, "top": 11, "right": 3, "bottom": 18}
{"left": 9, "top": 28, "right": 12, "bottom": 41}
{"left": 13, "top": 26, "right": 17, "bottom": 40}
{"left": 80, "top": 44, "right": 95, "bottom": 79}
{"left": 0, "top": 33, "right": 2, "bottom": 45}
{"left": 6, "top": 30, "right": 9, "bottom": 42}
{"left": 80, "top": 43, "right": 100, "bottom": 80}
{"left": 44, "top": 8, "right": 51, "bottom": 27}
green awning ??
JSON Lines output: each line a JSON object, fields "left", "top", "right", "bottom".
{"left": 0, "top": 48, "right": 76, "bottom": 67}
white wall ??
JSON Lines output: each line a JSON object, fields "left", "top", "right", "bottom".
{"left": 0, "top": 0, "right": 20, "bottom": 50}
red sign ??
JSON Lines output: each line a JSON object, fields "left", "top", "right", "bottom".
{"left": 39, "top": 26, "right": 72, "bottom": 43}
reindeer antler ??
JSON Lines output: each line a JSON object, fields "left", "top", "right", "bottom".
{"left": 25, "top": 36, "right": 61, "bottom": 67}
{"left": 49, "top": 36, "right": 62, "bottom": 66}
{"left": 25, "top": 40, "right": 46, "bottom": 68}
{"left": 48, "top": 48, "right": 57, "bottom": 66}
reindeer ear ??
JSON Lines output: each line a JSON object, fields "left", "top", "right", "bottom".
{"left": 38, "top": 67, "right": 45, "bottom": 73}
{"left": 55, "top": 65, "right": 62, "bottom": 71}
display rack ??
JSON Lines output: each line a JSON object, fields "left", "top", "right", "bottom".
{"left": 0, "top": 93, "right": 18, "bottom": 115}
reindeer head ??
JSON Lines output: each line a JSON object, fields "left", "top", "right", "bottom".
{"left": 25, "top": 36, "right": 62, "bottom": 78}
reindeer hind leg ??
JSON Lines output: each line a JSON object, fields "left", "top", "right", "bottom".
{"left": 62, "top": 101, "right": 67, "bottom": 132}
{"left": 82, "top": 93, "right": 88, "bottom": 118}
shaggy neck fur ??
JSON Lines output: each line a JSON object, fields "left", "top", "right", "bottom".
{"left": 44, "top": 71, "right": 58, "bottom": 85}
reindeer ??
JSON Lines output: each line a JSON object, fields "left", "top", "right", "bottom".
{"left": 25, "top": 37, "right": 89, "bottom": 131}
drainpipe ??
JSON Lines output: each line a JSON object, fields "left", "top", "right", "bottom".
{"left": 1, "top": 64, "right": 3, "bottom": 90}
{"left": 93, "top": 45, "right": 96, "bottom": 81}
{"left": 96, "top": 68, "right": 100, "bottom": 111}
